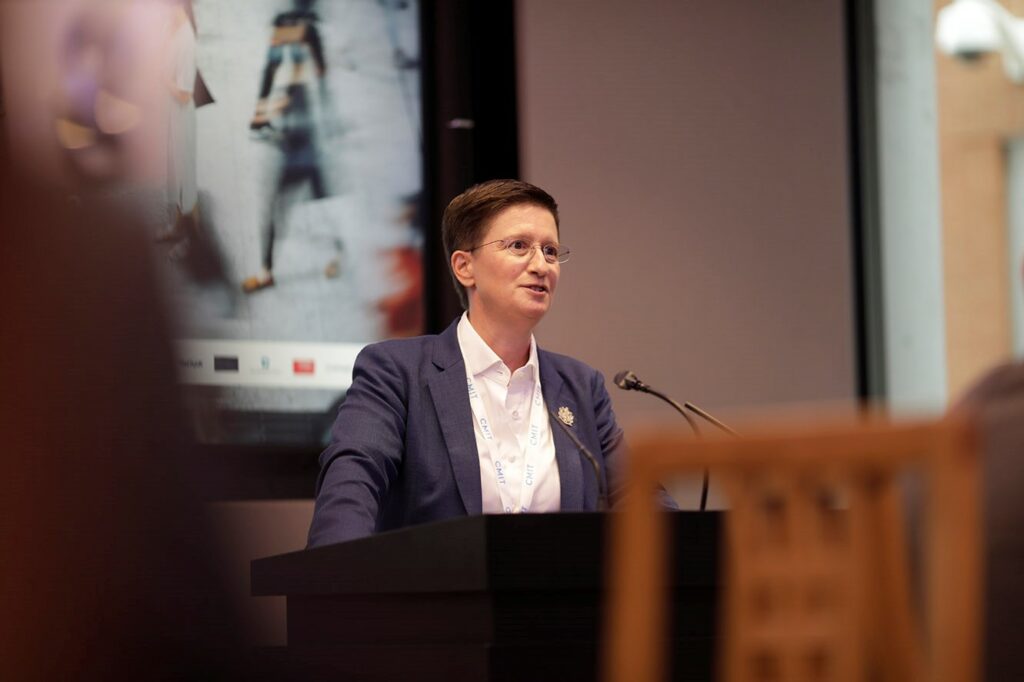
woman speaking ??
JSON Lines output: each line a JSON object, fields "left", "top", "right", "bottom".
{"left": 308, "top": 180, "right": 657, "bottom": 547}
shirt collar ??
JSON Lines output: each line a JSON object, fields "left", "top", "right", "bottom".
{"left": 457, "top": 312, "right": 538, "bottom": 382}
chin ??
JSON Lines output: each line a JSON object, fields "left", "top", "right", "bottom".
{"left": 518, "top": 302, "right": 551, "bottom": 321}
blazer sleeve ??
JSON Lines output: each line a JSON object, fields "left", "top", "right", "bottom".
{"left": 307, "top": 343, "right": 408, "bottom": 547}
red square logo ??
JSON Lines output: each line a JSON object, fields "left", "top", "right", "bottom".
{"left": 293, "top": 359, "right": 315, "bottom": 375}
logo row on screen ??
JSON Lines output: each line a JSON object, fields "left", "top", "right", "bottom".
{"left": 173, "top": 340, "right": 365, "bottom": 389}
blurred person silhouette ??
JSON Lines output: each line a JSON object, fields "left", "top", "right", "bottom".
{"left": 242, "top": 7, "right": 339, "bottom": 295}
{"left": 951, "top": 254, "right": 1024, "bottom": 682}
{"left": 248, "top": 1, "right": 326, "bottom": 132}
{"left": 0, "top": 171, "right": 247, "bottom": 679}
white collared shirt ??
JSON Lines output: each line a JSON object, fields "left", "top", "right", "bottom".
{"left": 457, "top": 313, "right": 561, "bottom": 513}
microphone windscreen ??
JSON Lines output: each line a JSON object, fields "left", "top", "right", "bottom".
{"left": 613, "top": 370, "right": 636, "bottom": 390}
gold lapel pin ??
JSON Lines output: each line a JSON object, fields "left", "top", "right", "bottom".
{"left": 557, "top": 406, "right": 575, "bottom": 427}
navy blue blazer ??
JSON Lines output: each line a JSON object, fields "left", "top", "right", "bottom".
{"left": 307, "top": 318, "right": 629, "bottom": 547}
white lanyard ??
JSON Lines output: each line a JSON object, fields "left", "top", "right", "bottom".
{"left": 465, "top": 369, "right": 546, "bottom": 513}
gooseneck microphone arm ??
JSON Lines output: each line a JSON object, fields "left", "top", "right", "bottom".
{"left": 613, "top": 370, "right": 710, "bottom": 511}
{"left": 684, "top": 401, "right": 739, "bottom": 436}
{"left": 549, "top": 408, "right": 608, "bottom": 511}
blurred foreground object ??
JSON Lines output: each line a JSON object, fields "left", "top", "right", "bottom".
{"left": 1, "top": 0, "right": 173, "bottom": 187}
{"left": 0, "top": 174, "right": 245, "bottom": 678}
{"left": 954, "top": 363, "right": 1024, "bottom": 681}
{"left": 605, "top": 415, "right": 981, "bottom": 682}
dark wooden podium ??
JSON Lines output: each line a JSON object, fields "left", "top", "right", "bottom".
{"left": 251, "top": 512, "right": 720, "bottom": 681}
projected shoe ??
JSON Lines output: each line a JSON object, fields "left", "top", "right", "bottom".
{"left": 241, "top": 274, "right": 275, "bottom": 293}
{"left": 324, "top": 259, "right": 340, "bottom": 279}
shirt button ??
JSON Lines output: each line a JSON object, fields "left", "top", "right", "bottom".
{"left": 512, "top": 410, "right": 520, "bottom": 419}
{"left": 508, "top": 455, "right": 517, "bottom": 463}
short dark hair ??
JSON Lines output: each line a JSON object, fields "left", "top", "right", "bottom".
{"left": 441, "top": 179, "right": 560, "bottom": 309}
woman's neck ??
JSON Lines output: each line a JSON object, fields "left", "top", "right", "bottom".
{"left": 466, "top": 310, "right": 531, "bottom": 372}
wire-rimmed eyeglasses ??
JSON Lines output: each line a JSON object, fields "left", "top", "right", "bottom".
{"left": 467, "top": 237, "right": 571, "bottom": 264}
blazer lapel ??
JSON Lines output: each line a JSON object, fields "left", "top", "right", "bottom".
{"left": 427, "top": 321, "right": 483, "bottom": 516}
{"left": 540, "top": 353, "right": 587, "bottom": 511}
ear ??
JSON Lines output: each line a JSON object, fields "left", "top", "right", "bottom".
{"left": 451, "top": 250, "right": 475, "bottom": 290}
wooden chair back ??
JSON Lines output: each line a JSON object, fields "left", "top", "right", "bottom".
{"left": 604, "top": 416, "right": 981, "bottom": 682}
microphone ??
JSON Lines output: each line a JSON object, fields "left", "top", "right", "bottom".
{"left": 613, "top": 370, "right": 649, "bottom": 393}
{"left": 613, "top": 369, "right": 709, "bottom": 510}
{"left": 548, "top": 408, "right": 608, "bottom": 511}
{"left": 613, "top": 370, "right": 701, "bottom": 434}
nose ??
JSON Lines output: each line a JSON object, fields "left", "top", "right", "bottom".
{"left": 526, "top": 245, "right": 552, "bottom": 273}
